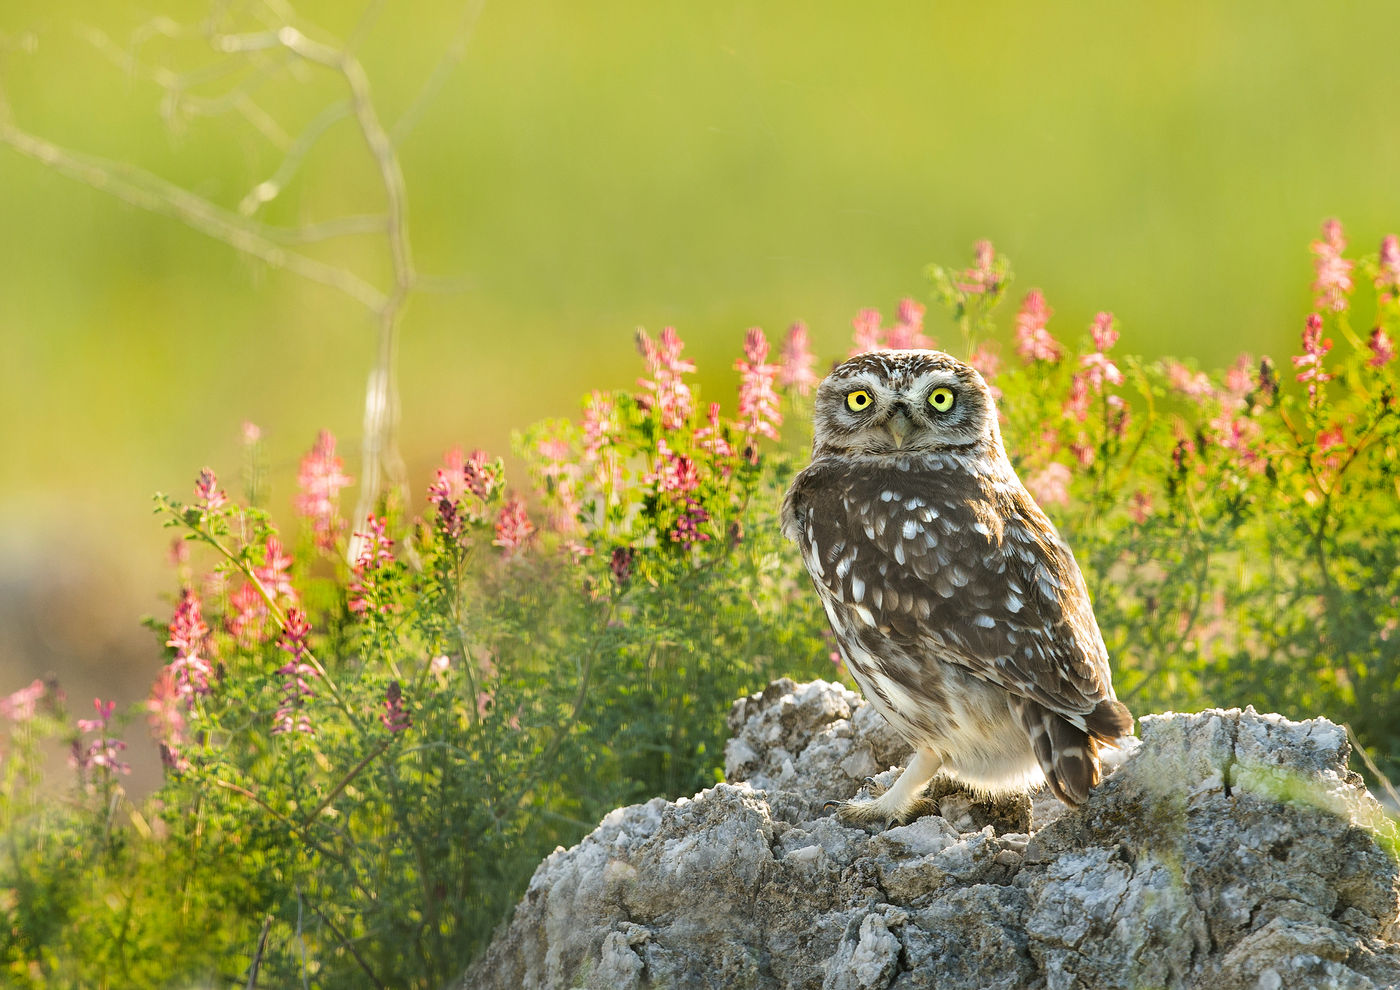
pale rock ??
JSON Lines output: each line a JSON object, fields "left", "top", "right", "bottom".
{"left": 463, "top": 681, "right": 1400, "bottom": 990}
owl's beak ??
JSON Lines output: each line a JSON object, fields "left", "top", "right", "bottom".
{"left": 886, "top": 411, "right": 912, "bottom": 449}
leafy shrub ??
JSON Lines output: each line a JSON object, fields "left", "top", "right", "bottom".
{"left": 2, "top": 221, "right": 1397, "bottom": 986}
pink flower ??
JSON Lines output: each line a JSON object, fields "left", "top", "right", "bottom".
{"left": 1315, "top": 423, "right": 1347, "bottom": 453}
{"left": 1225, "top": 354, "right": 1255, "bottom": 398}
{"left": 885, "top": 299, "right": 934, "bottom": 350}
{"left": 1079, "top": 352, "right": 1124, "bottom": 391}
{"left": 72, "top": 698, "right": 130, "bottom": 776}
{"left": 279, "top": 608, "right": 312, "bottom": 660}
{"left": 476, "top": 690, "right": 495, "bottom": 719}
{"left": 1292, "top": 313, "right": 1333, "bottom": 404}
{"left": 1090, "top": 312, "right": 1118, "bottom": 352}
{"left": 968, "top": 343, "right": 1001, "bottom": 380}
{"left": 650, "top": 439, "right": 702, "bottom": 494}
{"left": 462, "top": 449, "right": 500, "bottom": 503}
{"left": 1310, "top": 218, "right": 1354, "bottom": 313}
{"left": 254, "top": 537, "right": 297, "bottom": 603}
{"left": 778, "top": 322, "right": 819, "bottom": 395}
{"left": 1211, "top": 413, "right": 1265, "bottom": 473}
{"left": 493, "top": 497, "right": 533, "bottom": 557}
{"left": 348, "top": 516, "right": 395, "bottom": 614}
{"left": 694, "top": 402, "right": 736, "bottom": 462}
{"left": 735, "top": 327, "right": 782, "bottom": 457}
{"left": 1014, "top": 290, "right": 1061, "bottom": 364}
{"left": 166, "top": 588, "right": 213, "bottom": 702}
{"left": 669, "top": 498, "right": 712, "bottom": 545}
{"left": 955, "top": 240, "right": 999, "bottom": 294}
{"left": 1, "top": 679, "right": 47, "bottom": 723}
{"left": 271, "top": 660, "right": 317, "bottom": 736}
{"left": 227, "top": 581, "right": 268, "bottom": 647}
{"left": 1025, "top": 462, "right": 1072, "bottom": 506}
{"left": 850, "top": 308, "right": 883, "bottom": 355}
{"left": 1368, "top": 327, "right": 1395, "bottom": 368}
{"left": 146, "top": 670, "right": 189, "bottom": 772}
{"left": 194, "top": 468, "right": 228, "bottom": 512}
{"left": 1063, "top": 373, "right": 1091, "bottom": 422}
{"left": 582, "top": 391, "right": 619, "bottom": 456}
{"left": 381, "top": 681, "right": 410, "bottom": 733}
{"left": 636, "top": 327, "right": 696, "bottom": 430}
{"left": 294, "top": 431, "right": 353, "bottom": 551}
{"left": 1165, "top": 361, "right": 1215, "bottom": 401}
{"left": 1377, "top": 235, "right": 1400, "bottom": 302}
{"left": 427, "top": 448, "right": 470, "bottom": 508}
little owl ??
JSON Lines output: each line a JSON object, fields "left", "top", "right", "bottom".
{"left": 781, "top": 349, "right": 1133, "bottom": 826}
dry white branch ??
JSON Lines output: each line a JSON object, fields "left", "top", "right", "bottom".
{"left": 0, "top": 0, "right": 480, "bottom": 565}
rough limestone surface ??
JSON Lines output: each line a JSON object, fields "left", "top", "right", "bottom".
{"left": 463, "top": 678, "right": 1400, "bottom": 990}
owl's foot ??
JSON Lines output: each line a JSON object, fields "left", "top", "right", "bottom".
{"left": 824, "top": 748, "right": 943, "bottom": 831}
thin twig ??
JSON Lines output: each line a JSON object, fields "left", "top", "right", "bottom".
{"left": 1346, "top": 723, "right": 1400, "bottom": 810}
{"left": 246, "top": 914, "right": 273, "bottom": 990}
{"left": 303, "top": 897, "right": 389, "bottom": 990}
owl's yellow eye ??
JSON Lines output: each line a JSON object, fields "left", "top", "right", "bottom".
{"left": 846, "top": 390, "right": 873, "bottom": 412}
{"left": 928, "top": 387, "right": 956, "bottom": 413}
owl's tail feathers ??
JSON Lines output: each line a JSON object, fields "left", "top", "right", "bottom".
{"left": 1017, "top": 698, "right": 1135, "bottom": 807}
{"left": 1085, "top": 698, "right": 1135, "bottom": 745}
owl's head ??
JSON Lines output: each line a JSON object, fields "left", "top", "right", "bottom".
{"left": 810, "top": 349, "right": 1002, "bottom": 458}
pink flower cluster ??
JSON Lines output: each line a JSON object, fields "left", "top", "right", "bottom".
{"left": 694, "top": 402, "right": 736, "bottom": 461}
{"left": 1368, "top": 327, "right": 1395, "bottom": 368}
{"left": 493, "top": 497, "right": 534, "bottom": 558}
{"left": 735, "top": 327, "right": 782, "bottom": 459}
{"left": 636, "top": 327, "right": 696, "bottom": 430}
{"left": 72, "top": 698, "right": 130, "bottom": 776}
{"left": 166, "top": 588, "right": 213, "bottom": 703}
{"left": 955, "top": 240, "right": 1000, "bottom": 295}
{"left": 669, "top": 498, "right": 711, "bottom": 546}
{"left": 1, "top": 678, "right": 48, "bottom": 723}
{"left": 1310, "top": 219, "right": 1354, "bottom": 313}
{"left": 778, "top": 322, "right": 819, "bottom": 395}
{"left": 254, "top": 537, "right": 297, "bottom": 603}
{"left": 195, "top": 468, "right": 228, "bottom": 512}
{"left": 1378, "top": 235, "right": 1400, "bottom": 304}
{"left": 295, "top": 430, "right": 354, "bottom": 552}
{"left": 1014, "top": 290, "right": 1061, "bottom": 364}
{"left": 348, "top": 515, "right": 396, "bottom": 614}
{"left": 650, "top": 440, "right": 701, "bottom": 494}
{"left": 849, "top": 299, "right": 935, "bottom": 355}
{"left": 272, "top": 608, "right": 316, "bottom": 736}
{"left": 1292, "top": 313, "right": 1333, "bottom": 405}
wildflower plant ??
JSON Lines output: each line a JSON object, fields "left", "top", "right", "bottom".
{"left": 2, "top": 220, "right": 1398, "bottom": 985}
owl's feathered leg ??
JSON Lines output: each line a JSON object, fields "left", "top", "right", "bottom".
{"left": 832, "top": 747, "right": 942, "bottom": 828}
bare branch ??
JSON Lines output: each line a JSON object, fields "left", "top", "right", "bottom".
{"left": 391, "top": 0, "right": 487, "bottom": 145}
{"left": 239, "top": 99, "right": 352, "bottom": 214}
{"left": 0, "top": 119, "right": 388, "bottom": 312}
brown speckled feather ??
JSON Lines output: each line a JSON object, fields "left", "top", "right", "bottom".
{"left": 785, "top": 455, "right": 1119, "bottom": 730}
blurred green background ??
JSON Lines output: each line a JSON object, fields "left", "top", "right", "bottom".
{"left": 2, "top": 0, "right": 1399, "bottom": 740}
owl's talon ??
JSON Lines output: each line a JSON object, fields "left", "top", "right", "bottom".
{"left": 832, "top": 796, "right": 905, "bottom": 831}
{"left": 861, "top": 776, "right": 888, "bottom": 798}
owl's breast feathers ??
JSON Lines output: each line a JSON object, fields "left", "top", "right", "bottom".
{"left": 782, "top": 455, "right": 1128, "bottom": 738}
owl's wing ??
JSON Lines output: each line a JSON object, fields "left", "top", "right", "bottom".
{"left": 787, "top": 459, "right": 1119, "bottom": 727}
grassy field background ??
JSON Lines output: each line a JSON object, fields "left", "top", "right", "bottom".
{"left": 2, "top": 0, "right": 1398, "bottom": 745}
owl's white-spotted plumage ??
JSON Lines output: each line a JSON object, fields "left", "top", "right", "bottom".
{"left": 781, "top": 349, "right": 1132, "bottom": 825}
